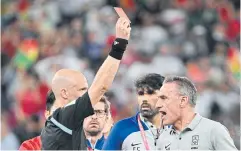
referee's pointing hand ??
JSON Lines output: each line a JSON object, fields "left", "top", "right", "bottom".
{"left": 116, "top": 18, "right": 131, "bottom": 40}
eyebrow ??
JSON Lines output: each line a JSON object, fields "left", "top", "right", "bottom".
{"left": 94, "top": 109, "right": 105, "bottom": 111}
{"left": 137, "top": 89, "right": 156, "bottom": 95}
{"left": 80, "top": 87, "right": 88, "bottom": 91}
{"left": 159, "top": 95, "right": 167, "bottom": 99}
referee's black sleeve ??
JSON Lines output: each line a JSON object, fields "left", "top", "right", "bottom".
{"left": 57, "top": 92, "right": 94, "bottom": 130}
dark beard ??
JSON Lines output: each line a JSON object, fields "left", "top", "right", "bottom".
{"left": 140, "top": 108, "right": 159, "bottom": 119}
{"left": 140, "top": 102, "right": 159, "bottom": 119}
{"left": 86, "top": 130, "right": 101, "bottom": 136}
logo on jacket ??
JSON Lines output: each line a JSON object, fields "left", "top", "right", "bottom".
{"left": 191, "top": 135, "right": 199, "bottom": 149}
{"left": 131, "top": 142, "right": 141, "bottom": 151}
{"left": 164, "top": 143, "right": 171, "bottom": 150}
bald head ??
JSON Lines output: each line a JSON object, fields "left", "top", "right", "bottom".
{"left": 52, "top": 69, "right": 88, "bottom": 106}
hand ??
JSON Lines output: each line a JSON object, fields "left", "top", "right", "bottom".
{"left": 102, "top": 116, "right": 114, "bottom": 138}
{"left": 115, "top": 17, "right": 131, "bottom": 40}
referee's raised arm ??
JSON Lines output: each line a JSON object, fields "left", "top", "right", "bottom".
{"left": 67, "top": 17, "right": 131, "bottom": 129}
{"left": 88, "top": 17, "right": 131, "bottom": 106}
{"left": 56, "top": 18, "right": 131, "bottom": 128}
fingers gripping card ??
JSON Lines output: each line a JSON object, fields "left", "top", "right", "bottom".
{"left": 114, "top": 7, "right": 131, "bottom": 23}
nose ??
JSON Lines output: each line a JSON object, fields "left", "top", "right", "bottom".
{"left": 142, "top": 100, "right": 148, "bottom": 103}
{"left": 156, "top": 100, "right": 163, "bottom": 110}
{"left": 91, "top": 113, "right": 98, "bottom": 119}
{"left": 140, "top": 93, "right": 151, "bottom": 102}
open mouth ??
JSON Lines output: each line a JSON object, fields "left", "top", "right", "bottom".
{"left": 142, "top": 106, "right": 150, "bottom": 110}
{"left": 141, "top": 104, "right": 151, "bottom": 110}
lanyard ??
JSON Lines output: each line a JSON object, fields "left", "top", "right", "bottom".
{"left": 137, "top": 114, "right": 150, "bottom": 150}
{"left": 87, "top": 146, "right": 94, "bottom": 151}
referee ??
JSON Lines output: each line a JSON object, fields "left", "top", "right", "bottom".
{"left": 156, "top": 76, "right": 237, "bottom": 150}
{"left": 41, "top": 17, "right": 131, "bottom": 150}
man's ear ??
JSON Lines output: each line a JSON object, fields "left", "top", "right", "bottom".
{"left": 61, "top": 88, "right": 68, "bottom": 99}
{"left": 180, "top": 96, "right": 188, "bottom": 108}
{"left": 44, "top": 110, "right": 50, "bottom": 119}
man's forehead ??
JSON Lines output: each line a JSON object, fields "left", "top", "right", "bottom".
{"left": 137, "top": 88, "right": 160, "bottom": 93}
{"left": 75, "top": 80, "right": 88, "bottom": 89}
{"left": 94, "top": 102, "right": 105, "bottom": 110}
{"left": 76, "top": 77, "right": 88, "bottom": 85}
{"left": 153, "top": 89, "right": 160, "bottom": 93}
{"left": 160, "top": 83, "right": 177, "bottom": 93}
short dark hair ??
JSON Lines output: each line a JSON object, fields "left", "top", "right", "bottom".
{"left": 46, "top": 90, "right": 55, "bottom": 111}
{"left": 135, "top": 73, "right": 165, "bottom": 95}
{"left": 99, "top": 96, "right": 110, "bottom": 116}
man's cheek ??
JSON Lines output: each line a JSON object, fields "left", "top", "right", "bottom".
{"left": 167, "top": 106, "right": 175, "bottom": 121}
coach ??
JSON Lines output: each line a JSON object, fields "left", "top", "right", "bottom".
{"left": 156, "top": 76, "right": 237, "bottom": 150}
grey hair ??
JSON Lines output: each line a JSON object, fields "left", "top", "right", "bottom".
{"left": 164, "top": 76, "right": 197, "bottom": 106}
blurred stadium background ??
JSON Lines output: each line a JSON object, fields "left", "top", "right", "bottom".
{"left": 1, "top": 0, "right": 240, "bottom": 149}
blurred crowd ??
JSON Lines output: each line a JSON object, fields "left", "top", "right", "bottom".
{"left": 1, "top": 0, "right": 240, "bottom": 149}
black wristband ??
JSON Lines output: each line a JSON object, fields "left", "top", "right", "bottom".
{"left": 109, "top": 38, "right": 128, "bottom": 60}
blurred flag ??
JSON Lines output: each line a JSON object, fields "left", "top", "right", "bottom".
{"left": 226, "top": 19, "right": 240, "bottom": 41}
{"left": 227, "top": 47, "right": 240, "bottom": 80}
{"left": 13, "top": 39, "right": 39, "bottom": 69}
{"left": 119, "top": 0, "right": 136, "bottom": 10}
{"left": 176, "top": 0, "right": 187, "bottom": 5}
{"left": 187, "top": 62, "right": 207, "bottom": 83}
{"left": 18, "top": 0, "right": 30, "bottom": 20}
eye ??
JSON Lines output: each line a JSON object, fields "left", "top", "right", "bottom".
{"left": 147, "top": 89, "right": 154, "bottom": 95}
{"left": 79, "top": 87, "right": 87, "bottom": 91}
{"left": 94, "top": 110, "right": 105, "bottom": 114}
{"left": 138, "top": 91, "right": 144, "bottom": 95}
{"left": 94, "top": 110, "right": 106, "bottom": 117}
{"left": 159, "top": 95, "right": 167, "bottom": 100}
{"left": 94, "top": 110, "right": 101, "bottom": 114}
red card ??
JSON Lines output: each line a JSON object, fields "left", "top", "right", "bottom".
{"left": 114, "top": 7, "right": 131, "bottom": 23}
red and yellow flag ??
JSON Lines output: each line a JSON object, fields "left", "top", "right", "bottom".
{"left": 227, "top": 47, "right": 240, "bottom": 80}
{"left": 13, "top": 39, "right": 39, "bottom": 69}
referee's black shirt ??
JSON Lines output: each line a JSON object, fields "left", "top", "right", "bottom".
{"left": 41, "top": 92, "right": 94, "bottom": 150}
